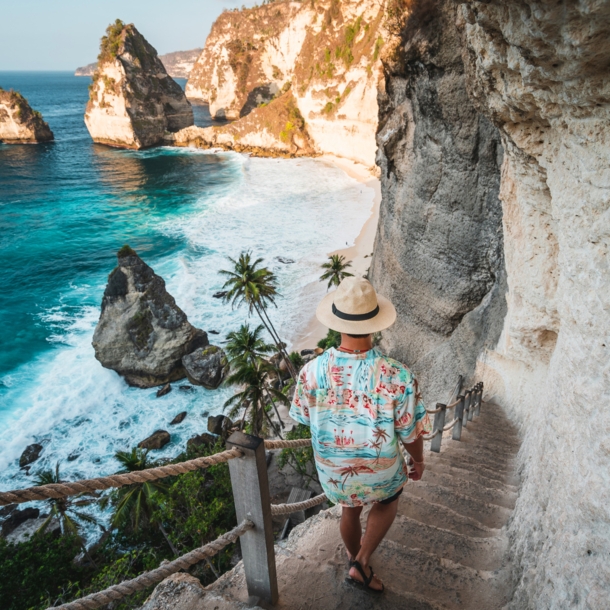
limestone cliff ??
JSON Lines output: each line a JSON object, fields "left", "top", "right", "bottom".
{"left": 0, "top": 88, "right": 53, "bottom": 143}
{"left": 186, "top": 0, "right": 387, "bottom": 167}
{"left": 168, "top": 90, "right": 315, "bottom": 157}
{"left": 85, "top": 20, "right": 194, "bottom": 149}
{"left": 373, "top": 1, "right": 610, "bottom": 607}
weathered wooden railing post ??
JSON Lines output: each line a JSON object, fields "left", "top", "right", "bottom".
{"left": 467, "top": 386, "right": 475, "bottom": 421}
{"left": 462, "top": 390, "right": 471, "bottom": 428}
{"left": 452, "top": 395, "right": 465, "bottom": 441}
{"left": 474, "top": 382, "right": 483, "bottom": 417}
{"left": 226, "top": 431, "right": 278, "bottom": 606}
{"left": 430, "top": 403, "right": 446, "bottom": 453}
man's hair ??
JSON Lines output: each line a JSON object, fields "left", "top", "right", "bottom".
{"left": 347, "top": 333, "right": 371, "bottom": 339}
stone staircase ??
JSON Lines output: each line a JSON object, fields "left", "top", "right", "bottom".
{"left": 143, "top": 402, "right": 521, "bottom": 610}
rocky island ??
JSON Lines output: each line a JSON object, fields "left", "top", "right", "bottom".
{"left": 92, "top": 245, "right": 227, "bottom": 388}
{"left": 0, "top": 88, "right": 53, "bottom": 143}
{"left": 85, "top": 20, "right": 194, "bottom": 149}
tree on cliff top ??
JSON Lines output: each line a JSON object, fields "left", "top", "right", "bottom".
{"left": 98, "top": 19, "right": 126, "bottom": 63}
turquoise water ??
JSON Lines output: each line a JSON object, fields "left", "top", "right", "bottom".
{"left": 0, "top": 72, "right": 374, "bottom": 512}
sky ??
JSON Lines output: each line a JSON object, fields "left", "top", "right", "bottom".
{"left": 0, "top": 0, "right": 257, "bottom": 71}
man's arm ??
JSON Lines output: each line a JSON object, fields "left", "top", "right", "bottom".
{"left": 403, "top": 436, "right": 425, "bottom": 480}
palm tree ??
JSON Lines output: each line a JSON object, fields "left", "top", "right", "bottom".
{"left": 225, "top": 323, "right": 274, "bottom": 367}
{"left": 103, "top": 448, "right": 178, "bottom": 555}
{"left": 35, "top": 463, "right": 101, "bottom": 561}
{"left": 224, "top": 360, "right": 289, "bottom": 437}
{"left": 320, "top": 254, "right": 353, "bottom": 289}
{"left": 219, "top": 252, "right": 297, "bottom": 380}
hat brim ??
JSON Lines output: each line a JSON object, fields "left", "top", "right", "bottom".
{"left": 316, "top": 291, "right": 397, "bottom": 335}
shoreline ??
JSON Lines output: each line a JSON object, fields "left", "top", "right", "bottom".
{"left": 291, "top": 154, "right": 381, "bottom": 353}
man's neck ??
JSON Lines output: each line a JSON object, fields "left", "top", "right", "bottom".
{"left": 339, "top": 333, "right": 373, "bottom": 353}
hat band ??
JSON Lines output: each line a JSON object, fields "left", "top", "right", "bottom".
{"left": 332, "top": 302, "right": 380, "bottom": 321}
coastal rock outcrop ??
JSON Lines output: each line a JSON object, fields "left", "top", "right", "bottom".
{"left": 92, "top": 246, "right": 208, "bottom": 388}
{"left": 185, "top": 0, "right": 386, "bottom": 166}
{"left": 138, "top": 430, "right": 170, "bottom": 450}
{"left": 182, "top": 345, "right": 229, "bottom": 389}
{"left": 19, "top": 443, "right": 43, "bottom": 468}
{"left": 0, "top": 88, "right": 54, "bottom": 143}
{"left": 85, "top": 20, "right": 193, "bottom": 149}
{"left": 372, "top": 1, "right": 610, "bottom": 607}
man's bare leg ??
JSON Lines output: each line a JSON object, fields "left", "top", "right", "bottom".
{"left": 348, "top": 499, "right": 399, "bottom": 590}
{"left": 340, "top": 505, "right": 363, "bottom": 561}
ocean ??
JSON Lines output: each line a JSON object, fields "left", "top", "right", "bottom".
{"left": 0, "top": 72, "right": 374, "bottom": 517}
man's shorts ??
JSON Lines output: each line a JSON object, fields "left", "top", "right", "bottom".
{"left": 377, "top": 487, "right": 404, "bottom": 505}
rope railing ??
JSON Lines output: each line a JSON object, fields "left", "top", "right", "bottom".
{"left": 46, "top": 519, "right": 254, "bottom": 610}
{"left": 264, "top": 438, "right": 311, "bottom": 450}
{"left": 271, "top": 492, "right": 327, "bottom": 516}
{"left": 0, "top": 448, "right": 244, "bottom": 507}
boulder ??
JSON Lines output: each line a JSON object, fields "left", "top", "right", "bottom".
{"left": 182, "top": 345, "right": 229, "bottom": 389}
{"left": 19, "top": 443, "right": 43, "bottom": 468}
{"left": 138, "top": 430, "right": 170, "bottom": 450}
{"left": 6, "top": 516, "right": 60, "bottom": 544}
{"left": 212, "top": 291, "right": 227, "bottom": 299}
{"left": 208, "top": 415, "right": 232, "bottom": 437}
{"left": 156, "top": 383, "right": 172, "bottom": 397}
{"left": 84, "top": 20, "right": 193, "bottom": 149}
{"left": 1, "top": 507, "right": 39, "bottom": 537}
{"left": 186, "top": 433, "right": 217, "bottom": 454}
{"left": 170, "top": 411, "right": 187, "bottom": 425}
{"left": 0, "top": 504, "right": 16, "bottom": 518}
{"left": 92, "top": 246, "right": 209, "bottom": 388}
{"left": 0, "top": 88, "right": 54, "bottom": 143}
{"left": 179, "top": 385, "right": 194, "bottom": 392}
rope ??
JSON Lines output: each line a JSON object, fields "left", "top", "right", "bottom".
{"left": 264, "top": 439, "right": 312, "bottom": 449}
{"left": 443, "top": 418, "right": 459, "bottom": 431}
{"left": 46, "top": 519, "right": 253, "bottom": 610}
{"left": 445, "top": 396, "right": 461, "bottom": 409}
{"left": 422, "top": 429, "right": 440, "bottom": 440}
{"left": 0, "top": 448, "right": 243, "bottom": 506}
{"left": 425, "top": 406, "right": 443, "bottom": 414}
{"left": 271, "top": 493, "right": 327, "bottom": 516}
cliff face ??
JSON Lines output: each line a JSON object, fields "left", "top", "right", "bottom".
{"left": 186, "top": 0, "right": 386, "bottom": 167}
{"left": 374, "top": 1, "right": 610, "bottom": 607}
{"left": 0, "top": 89, "right": 53, "bottom": 143}
{"left": 85, "top": 21, "right": 194, "bottom": 149}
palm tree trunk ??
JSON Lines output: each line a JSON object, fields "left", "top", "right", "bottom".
{"left": 158, "top": 522, "right": 179, "bottom": 556}
{"left": 263, "top": 386, "right": 286, "bottom": 430}
{"left": 254, "top": 302, "right": 297, "bottom": 381}
{"left": 262, "top": 402, "right": 283, "bottom": 438}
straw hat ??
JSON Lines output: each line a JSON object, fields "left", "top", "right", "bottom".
{"left": 316, "top": 276, "right": 397, "bottom": 334}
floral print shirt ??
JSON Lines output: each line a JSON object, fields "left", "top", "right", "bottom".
{"left": 289, "top": 347, "right": 431, "bottom": 507}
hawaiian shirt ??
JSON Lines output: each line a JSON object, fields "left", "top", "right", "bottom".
{"left": 289, "top": 347, "right": 431, "bottom": 507}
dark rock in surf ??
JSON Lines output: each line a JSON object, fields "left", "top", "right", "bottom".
{"left": 208, "top": 414, "right": 232, "bottom": 437}
{"left": 212, "top": 291, "right": 227, "bottom": 299}
{"left": 1, "top": 507, "right": 39, "bottom": 537}
{"left": 19, "top": 443, "right": 43, "bottom": 468}
{"left": 156, "top": 383, "right": 172, "bottom": 397}
{"left": 170, "top": 411, "right": 187, "bottom": 425}
{"left": 182, "top": 345, "right": 229, "bottom": 389}
{"left": 138, "top": 430, "right": 171, "bottom": 450}
{"left": 186, "top": 433, "right": 217, "bottom": 453}
{"left": 92, "top": 246, "right": 209, "bottom": 388}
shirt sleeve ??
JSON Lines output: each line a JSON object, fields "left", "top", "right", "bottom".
{"left": 394, "top": 374, "right": 431, "bottom": 443}
{"left": 289, "top": 365, "right": 315, "bottom": 426}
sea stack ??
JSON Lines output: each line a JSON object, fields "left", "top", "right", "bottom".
{"left": 85, "top": 20, "right": 193, "bottom": 149}
{"left": 92, "top": 246, "right": 209, "bottom": 388}
{"left": 0, "top": 88, "right": 53, "bottom": 143}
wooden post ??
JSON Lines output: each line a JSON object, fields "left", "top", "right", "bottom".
{"left": 452, "top": 395, "right": 465, "bottom": 441}
{"left": 430, "top": 403, "right": 446, "bottom": 453}
{"left": 226, "top": 431, "right": 278, "bottom": 606}
{"left": 462, "top": 390, "right": 471, "bottom": 428}
{"left": 474, "top": 382, "right": 483, "bottom": 417}
{"left": 467, "top": 386, "right": 475, "bottom": 421}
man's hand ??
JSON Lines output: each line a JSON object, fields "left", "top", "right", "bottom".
{"left": 408, "top": 457, "right": 425, "bottom": 481}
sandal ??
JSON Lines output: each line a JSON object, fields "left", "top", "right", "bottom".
{"left": 346, "top": 559, "right": 384, "bottom": 594}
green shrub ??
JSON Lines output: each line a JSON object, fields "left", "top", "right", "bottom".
{"left": 289, "top": 351, "right": 304, "bottom": 370}
{"left": 277, "top": 424, "right": 318, "bottom": 487}
{"left": 317, "top": 329, "right": 341, "bottom": 350}
{"left": 117, "top": 244, "right": 137, "bottom": 258}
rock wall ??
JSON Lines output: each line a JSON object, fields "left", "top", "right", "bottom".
{"left": 373, "top": 1, "right": 610, "bottom": 607}
{"left": 186, "top": 0, "right": 387, "bottom": 167}
{"left": 85, "top": 21, "right": 193, "bottom": 149}
{"left": 370, "top": 0, "right": 505, "bottom": 403}
{"left": 0, "top": 88, "right": 54, "bottom": 143}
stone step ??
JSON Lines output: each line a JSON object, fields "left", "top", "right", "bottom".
{"left": 421, "top": 470, "right": 517, "bottom": 510}
{"left": 404, "top": 482, "right": 512, "bottom": 529}
{"left": 456, "top": 425, "right": 521, "bottom": 448}
{"left": 397, "top": 493, "right": 500, "bottom": 538}
{"left": 424, "top": 457, "right": 520, "bottom": 491}
{"left": 434, "top": 442, "right": 518, "bottom": 468}
{"left": 375, "top": 538, "right": 511, "bottom": 609}
{"left": 425, "top": 452, "right": 520, "bottom": 484}
{"left": 386, "top": 513, "right": 508, "bottom": 571}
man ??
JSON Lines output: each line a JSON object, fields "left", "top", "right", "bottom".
{"left": 289, "top": 276, "right": 431, "bottom": 594}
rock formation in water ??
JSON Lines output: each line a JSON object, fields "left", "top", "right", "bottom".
{"left": 0, "top": 88, "right": 54, "bottom": 143}
{"left": 76, "top": 48, "right": 202, "bottom": 79}
{"left": 168, "top": 90, "right": 315, "bottom": 157}
{"left": 182, "top": 345, "right": 229, "bottom": 389}
{"left": 84, "top": 20, "right": 194, "bottom": 149}
{"left": 185, "top": 0, "right": 386, "bottom": 167}
{"left": 371, "top": 1, "right": 610, "bottom": 607}
{"left": 92, "top": 246, "right": 208, "bottom": 388}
